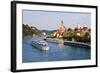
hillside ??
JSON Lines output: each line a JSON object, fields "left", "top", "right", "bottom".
{"left": 23, "top": 24, "right": 42, "bottom": 37}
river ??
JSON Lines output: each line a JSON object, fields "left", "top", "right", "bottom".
{"left": 22, "top": 37, "right": 90, "bottom": 63}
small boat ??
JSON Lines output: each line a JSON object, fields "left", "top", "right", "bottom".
{"left": 32, "top": 40, "right": 50, "bottom": 51}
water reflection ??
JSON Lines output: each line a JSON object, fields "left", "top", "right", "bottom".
{"left": 58, "top": 39, "right": 64, "bottom": 49}
{"left": 58, "top": 43, "right": 64, "bottom": 49}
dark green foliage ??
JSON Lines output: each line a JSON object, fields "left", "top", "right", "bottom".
{"left": 62, "top": 33, "right": 90, "bottom": 43}
{"left": 47, "top": 35, "right": 56, "bottom": 38}
{"left": 74, "top": 27, "right": 78, "bottom": 31}
{"left": 23, "top": 24, "right": 42, "bottom": 37}
{"left": 68, "top": 28, "right": 72, "bottom": 31}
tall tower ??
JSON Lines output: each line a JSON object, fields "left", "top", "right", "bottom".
{"left": 77, "top": 22, "right": 80, "bottom": 29}
{"left": 61, "top": 20, "right": 63, "bottom": 25}
{"left": 59, "top": 20, "right": 66, "bottom": 32}
{"left": 60, "top": 20, "right": 64, "bottom": 28}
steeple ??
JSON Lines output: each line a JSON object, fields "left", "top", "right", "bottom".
{"left": 53, "top": 20, "right": 67, "bottom": 38}
{"left": 61, "top": 20, "right": 63, "bottom": 25}
{"left": 77, "top": 22, "right": 80, "bottom": 29}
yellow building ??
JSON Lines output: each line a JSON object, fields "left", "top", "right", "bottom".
{"left": 53, "top": 20, "right": 68, "bottom": 38}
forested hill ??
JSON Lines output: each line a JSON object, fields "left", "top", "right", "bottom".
{"left": 23, "top": 24, "right": 42, "bottom": 37}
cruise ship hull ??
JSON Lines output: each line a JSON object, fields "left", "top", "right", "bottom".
{"left": 32, "top": 41, "right": 49, "bottom": 51}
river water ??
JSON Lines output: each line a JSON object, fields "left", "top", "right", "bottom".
{"left": 22, "top": 37, "right": 90, "bottom": 63}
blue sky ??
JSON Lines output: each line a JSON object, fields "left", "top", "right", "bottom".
{"left": 23, "top": 10, "right": 91, "bottom": 30}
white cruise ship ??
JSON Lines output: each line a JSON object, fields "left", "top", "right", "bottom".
{"left": 32, "top": 38, "right": 49, "bottom": 51}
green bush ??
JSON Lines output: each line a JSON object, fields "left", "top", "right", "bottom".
{"left": 62, "top": 34, "right": 90, "bottom": 43}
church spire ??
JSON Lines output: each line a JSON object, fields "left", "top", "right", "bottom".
{"left": 77, "top": 21, "right": 80, "bottom": 29}
{"left": 61, "top": 20, "right": 63, "bottom": 25}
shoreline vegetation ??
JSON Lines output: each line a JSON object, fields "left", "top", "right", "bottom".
{"left": 23, "top": 20, "right": 91, "bottom": 46}
{"left": 23, "top": 24, "right": 42, "bottom": 38}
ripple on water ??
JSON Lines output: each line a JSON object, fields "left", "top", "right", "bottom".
{"left": 22, "top": 38, "right": 91, "bottom": 63}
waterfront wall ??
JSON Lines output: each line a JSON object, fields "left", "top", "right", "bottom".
{"left": 64, "top": 41, "right": 90, "bottom": 48}
{"left": 47, "top": 38, "right": 90, "bottom": 48}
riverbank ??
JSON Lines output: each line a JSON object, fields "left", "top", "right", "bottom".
{"left": 47, "top": 38, "right": 90, "bottom": 48}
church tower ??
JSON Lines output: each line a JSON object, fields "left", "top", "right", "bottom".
{"left": 61, "top": 20, "right": 63, "bottom": 25}
{"left": 59, "top": 20, "right": 65, "bottom": 31}
{"left": 53, "top": 20, "right": 67, "bottom": 38}
{"left": 77, "top": 22, "right": 80, "bottom": 29}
